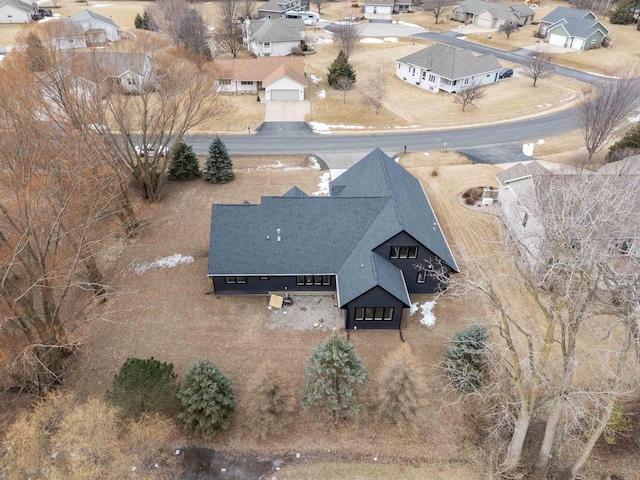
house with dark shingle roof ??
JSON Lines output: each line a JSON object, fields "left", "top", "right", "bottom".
{"left": 243, "top": 17, "right": 305, "bottom": 57}
{"left": 208, "top": 149, "right": 459, "bottom": 331}
{"left": 537, "top": 7, "right": 609, "bottom": 50}
{"left": 452, "top": 0, "right": 535, "bottom": 28}
{"left": 396, "top": 44, "right": 502, "bottom": 94}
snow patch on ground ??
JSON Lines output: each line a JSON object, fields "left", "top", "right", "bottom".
{"left": 309, "top": 122, "right": 366, "bottom": 133}
{"left": 91, "top": 3, "right": 113, "bottom": 7}
{"left": 394, "top": 125, "right": 419, "bottom": 129}
{"left": 395, "top": 21, "right": 424, "bottom": 29}
{"left": 628, "top": 114, "right": 640, "bottom": 123}
{"left": 330, "top": 169, "right": 346, "bottom": 180}
{"left": 522, "top": 139, "right": 544, "bottom": 157}
{"left": 312, "top": 172, "right": 331, "bottom": 196}
{"left": 560, "top": 93, "right": 577, "bottom": 103}
{"left": 424, "top": 152, "right": 430, "bottom": 157}
{"left": 252, "top": 161, "right": 310, "bottom": 171}
{"left": 361, "top": 37, "right": 384, "bottom": 43}
{"left": 410, "top": 300, "right": 437, "bottom": 327}
{"left": 316, "top": 89, "right": 326, "bottom": 99}
{"left": 38, "top": 14, "right": 60, "bottom": 22}
{"left": 585, "top": 71, "right": 619, "bottom": 79}
{"left": 316, "top": 37, "right": 333, "bottom": 44}
{"left": 308, "top": 156, "right": 322, "bottom": 170}
{"left": 310, "top": 74, "right": 322, "bottom": 84}
{"left": 384, "top": 37, "right": 398, "bottom": 42}
{"left": 135, "top": 254, "right": 194, "bottom": 274}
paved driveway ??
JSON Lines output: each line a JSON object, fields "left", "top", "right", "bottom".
{"left": 264, "top": 100, "right": 310, "bottom": 122}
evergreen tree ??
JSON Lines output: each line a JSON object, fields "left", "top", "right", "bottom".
{"left": 178, "top": 8, "right": 212, "bottom": 61}
{"left": 444, "top": 324, "right": 488, "bottom": 392}
{"left": 376, "top": 347, "right": 425, "bottom": 427}
{"left": 327, "top": 50, "right": 356, "bottom": 89}
{"left": 168, "top": 142, "right": 200, "bottom": 180}
{"left": 247, "top": 362, "right": 294, "bottom": 439}
{"left": 610, "top": 0, "right": 635, "bottom": 24}
{"left": 204, "top": 137, "right": 235, "bottom": 184}
{"left": 303, "top": 331, "right": 368, "bottom": 422}
{"left": 177, "top": 359, "right": 236, "bottom": 438}
{"left": 607, "top": 123, "right": 640, "bottom": 162}
{"left": 106, "top": 357, "right": 180, "bottom": 419}
{"left": 134, "top": 12, "right": 144, "bottom": 29}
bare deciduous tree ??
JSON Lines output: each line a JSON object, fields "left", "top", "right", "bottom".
{"left": 217, "top": 0, "right": 243, "bottom": 58}
{"left": 523, "top": 46, "right": 555, "bottom": 87}
{"left": 178, "top": 8, "right": 213, "bottom": 65}
{"left": 362, "top": 68, "right": 387, "bottom": 115}
{"left": 499, "top": 21, "right": 520, "bottom": 39}
{"left": 240, "top": 0, "right": 255, "bottom": 19}
{"left": 337, "top": 76, "right": 354, "bottom": 104}
{"left": 577, "top": 66, "right": 640, "bottom": 163}
{"left": 152, "top": 0, "right": 188, "bottom": 46}
{"left": 333, "top": 14, "right": 364, "bottom": 61}
{"left": 424, "top": 0, "right": 457, "bottom": 23}
{"left": 454, "top": 82, "right": 485, "bottom": 111}
{"left": 312, "top": 0, "right": 325, "bottom": 15}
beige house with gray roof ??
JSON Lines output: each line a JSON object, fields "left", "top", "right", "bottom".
{"left": 396, "top": 44, "right": 502, "bottom": 94}
{"left": 243, "top": 17, "right": 305, "bottom": 57}
{"left": 452, "top": 0, "right": 534, "bottom": 28}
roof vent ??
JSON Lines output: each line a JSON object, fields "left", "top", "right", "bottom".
{"left": 277, "top": 228, "right": 281, "bottom": 242}
{"left": 433, "top": 222, "right": 437, "bottom": 231}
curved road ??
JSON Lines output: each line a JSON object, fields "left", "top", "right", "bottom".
{"left": 185, "top": 31, "right": 626, "bottom": 156}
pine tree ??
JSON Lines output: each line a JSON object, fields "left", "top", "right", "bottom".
{"left": 134, "top": 12, "right": 144, "bottom": 29}
{"left": 106, "top": 357, "right": 180, "bottom": 419}
{"left": 247, "top": 362, "right": 294, "bottom": 439}
{"left": 327, "top": 50, "right": 356, "bottom": 89}
{"left": 607, "top": 123, "right": 640, "bottom": 163}
{"left": 204, "top": 137, "right": 235, "bottom": 184}
{"left": 303, "top": 331, "right": 368, "bottom": 422}
{"left": 177, "top": 359, "right": 236, "bottom": 438}
{"left": 610, "top": 0, "right": 635, "bottom": 24}
{"left": 444, "top": 324, "right": 488, "bottom": 392}
{"left": 376, "top": 347, "right": 425, "bottom": 427}
{"left": 168, "top": 142, "right": 200, "bottom": 180}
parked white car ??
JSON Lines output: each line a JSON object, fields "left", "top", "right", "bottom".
{"left": 134, "top": 144, "right": 169, "bottom": 157}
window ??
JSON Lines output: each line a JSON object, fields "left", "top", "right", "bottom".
{"left": 422, "top": 71, "right": 426, "bottom": 79}
{"left": 390, "top": 246, "right": 418, "bottom": 259}
{"left": 296, "top": 276, "right": 304, "bottom": 285}
{"left": 225, "top": 276, "right": 246, "bottom": 284}
{"left": 428, "top": 74, "right": 436, "bottom": 82}
{"left": 322, "top": 275, "right": 331, "bottom": 285}
{"left": 219, "top": 79, "right": 231, "bottom": 85}
{"left": 241, "top": 81, "right": 253, "bottom": 85}
{"left": 417, "top": 270, "right": 427, "bottom": 283}
{"left": 264, "top": 42, "right": 271, "bottom": 47}
{"left": 355, "top": 307, "right": 393, "bottom": 321}
{"left": 522, "top": 212, "right": 529, "bottom": 227}
{"left": 260, "top": 276, "right": 269, "bottom": 280}
{"left": 463, "top": 78, "right": 470, "bottom": 85}
{"left": 411, "top": 67, "right": 415, "bottom": 74}
{"left": 313, "top": 275, "right": 323, "bottom": 285}
{"left": 591, "top": 39, "right": 597, "bottom": 44}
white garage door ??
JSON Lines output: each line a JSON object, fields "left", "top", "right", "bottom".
{"left": 548, "top": 33, "right": 566, "bottom": 46}
{"left": 570, "top": 38, "right": 584, "bottom": 50}
{"left": 270, "top": 89, "right": 299, "bottom": 101}
{"left": 476, "top": 17, "right": 493, "bottom": 28}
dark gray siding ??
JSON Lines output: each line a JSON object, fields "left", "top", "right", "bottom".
{"left": 373, "top": 231, "right": 452, "bottom": 294}
{"left": 345, "top": 286, "right": 404, "bottom": 330}
{"left": 212, "top": 275, "right": 335, "bottom": 295}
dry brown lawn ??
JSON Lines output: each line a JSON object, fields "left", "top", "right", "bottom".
{"left": 306, "top": 40, "right": 584, "bottom": 129}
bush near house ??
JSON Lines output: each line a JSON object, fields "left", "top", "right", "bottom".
{"left": 444, "top": 324, "right": 489, "bottom": 392}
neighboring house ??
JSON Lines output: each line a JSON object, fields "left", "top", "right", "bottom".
{"left": 71, "top": 9, "right": 122, "bottom": 44}
{"left": 537, "top": 7, "right": 609, "bottom": 50}
{"left": 53, "top": 20, "right": 88, "bottom": 50}
{"left": 496, "top": 160, "right": 640, "bottom": 261}
{"left": 364, "top": 0, "right": 394, "bottom": 22}
{"left": 452, "top": 0, "right": 535, "bottom": 28}
{"left": 0, "top": 0, "right": 37, "bottom": 24}
{"left": 396, "top": 44, "right": 502, "bottom": 94}
{"left": 208, "top": 149, "right": 459, "bottom": 331}
{"left": 243, "top": 17, "right": 305, "bottom": 57}
{"left": 212, "top": 56, "right": 306, "bottom": 100}
{"left": 393, "top": 0, "right": 413, "bottom": 14}
{"left": 59, "top": 51, "right": 154, "bottom": 95}
{"left": 257, "top": 0, "right": 308, "bottom": 19}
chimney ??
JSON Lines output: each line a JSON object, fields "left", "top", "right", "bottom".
{"left": 277, "top": 228, "right": 281, "bottom": 242}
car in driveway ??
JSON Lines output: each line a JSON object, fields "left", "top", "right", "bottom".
{"left": 499, "top": 68, "right": 514, "bottom": 79}
{"left": 134, "top": 144, "right": 169, "bottom": 157}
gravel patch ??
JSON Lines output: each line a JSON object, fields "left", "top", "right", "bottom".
{"left": 265, "top": 295, "right": 344, "bottom": 331}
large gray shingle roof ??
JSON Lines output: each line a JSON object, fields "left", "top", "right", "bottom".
{"left": 397, "top": 44, "right": 501, "bottom": 82}
{"left": 73, "top": 9, "right": 121, "bottom": 30}
{"left": 457, "top": 0, "right": 533, "bottom": 19}
{"left": 540, "top": 6, "right": 595, "bottom": 24}
{"left": 249, "top": 17, "right": 304, "bottom": 43}
{"left": 208, "top": 149, "right": 458, "bottom": 306}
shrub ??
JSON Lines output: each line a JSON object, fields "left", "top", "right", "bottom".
{"left": 247, "top": 362, "right": 294, "bottom": 439}
{"left": 177, "top": 359, "right": 235, "bottom": 438}
{"left": 606, "top": 123, "right": 640, "bottom": 163}
{"left": 106, "top": 357, "right": 180, "bottom": 419}
{"left": 444, "top": 324, "right": 489, "bottom": 392}
{"left": 376, "top": 347, "right": 425, "bottom": 427}
{"left": 303, "top": 331, "right": 368, "bottom": 422}
{"left": 168, "top": 142, "right": 200, "bottom": 181}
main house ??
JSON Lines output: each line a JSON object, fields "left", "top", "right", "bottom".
{"left": 537, "top": 7, "right": 609, "bottom": 50}
{"left": 208, "top": 149, "right": 459, "bottom": 331}
{"left": 213, "top": 56, "right": 306, "bottom": 100}
{"left": 243, "top": 17, "right": 305, "bottom": 57}
{"left": 452, "top": 0, "right": 535, "bottom": 28}
{"left": 496, "top": 160, "right": 640, "bottom": 262}
{"left": 396, "top": 44, "right": 502, "bottom": 94}
{"left": 0, "top": 0, "right": 37, "bottom": 24}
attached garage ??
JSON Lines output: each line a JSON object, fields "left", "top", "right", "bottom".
{"left": 475, "top": 12, "right": 494, "bottom": 28}
{"left": 269, "top": 89, "right": 300, "bottom": 101}
{"left": 548, "top": 33, "right": 566, "bottom": 46}
{"left": 570, "top": 37, "right": 584, "bottom": 49}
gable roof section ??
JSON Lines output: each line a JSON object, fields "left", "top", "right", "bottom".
{"left": 258, "top": 0, "right": 295, "bottom": 13}
{"left": 457, "top": 0, "right": 533, "bottom": 19}
{"left": 263, "top": 63, "right": 306, "bottom": 87}
{"left": 73, "top": 9, "right": 121, "bottom": 29}
{"left": 282, "top": 186, "right": 308, "bottom": 197}
{"left": 212, "top": 56, "right": 305, "bottom": 82}
{"left": 397, "top": 44, "right": 501, "bottom": 81}
{"left": 365, "top": 0, "right": 395, "bottom": 6}
{"left": 1, "top": 0, "right": 35, "bottom": 12}
{"left": 249, "top": 17, "right": 304, "bottom": 43}
{"left": 496, "top": 160, "right": 550, "bottom": 185}
{"left": 540, "top": 6, "right": 596, "bottom": 24}
{"left": 549, "top": 17, "right": 609, "bottom": 38}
